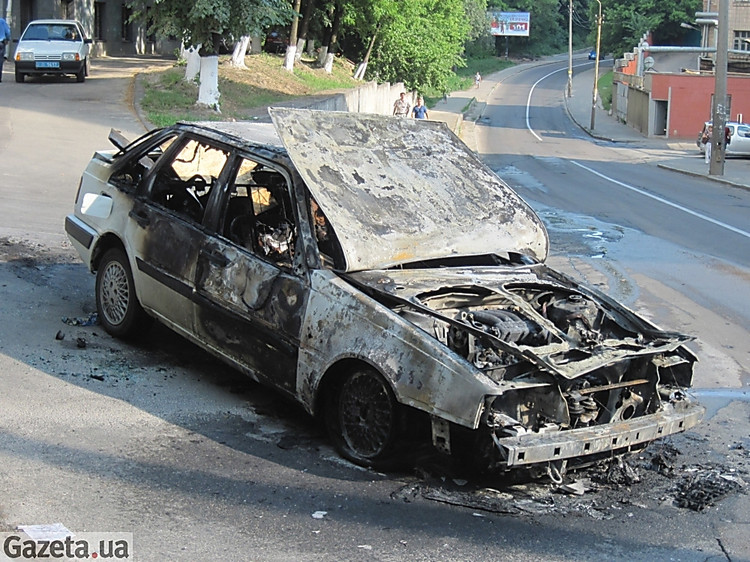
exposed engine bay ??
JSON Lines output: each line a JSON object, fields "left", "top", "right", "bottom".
{"left": 346, "top": 265, "right": 701, "bottom": 475}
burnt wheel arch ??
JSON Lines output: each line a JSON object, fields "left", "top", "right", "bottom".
{"left": 321, "top": 362, "right": 402, "bottom": 467}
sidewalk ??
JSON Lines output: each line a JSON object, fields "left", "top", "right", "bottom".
{"left": 430, "top": 61, "right": 542, "bottom": 153}
{"left": 431, "top": 57, "right": 750, "bottom": 192}
{"left": 565, "top": 64, "right": 750, "bottom": 192}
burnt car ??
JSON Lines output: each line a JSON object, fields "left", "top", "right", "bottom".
{"left": 65, "top": 109, "right": 703, "bottom": 478}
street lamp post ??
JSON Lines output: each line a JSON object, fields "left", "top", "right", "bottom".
{"left": 567, "top": 0, "right": 573, "bottom": 97}
{"left": 709, "top": 0, "right": 729, "bottom": 176}
{"left": 590, "top": 0, "right": 603, "bottom": 130}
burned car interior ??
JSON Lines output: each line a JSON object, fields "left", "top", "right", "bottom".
{"left": 65, "top": 109, "right": 703, "bottom": 481}
{"left": 149, "top": 137, "right": 228, "bottom": 224}
{"left": 223, "top": 160, "right": 297, "bottom": 267}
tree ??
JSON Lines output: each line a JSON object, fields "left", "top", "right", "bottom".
{"left": 283, "top": 0, "right": 303, "bottom": 71}
{"left": 364, "top": 0, "right": 469, "bottom": 92}
{"left": 295, "top": 0, "right": 316, "bottom": 61}
{"left": 231, "top": 36, "right": 252, "bottom": 68}
{"left": 344, "top": 0, "right": 398, "bottom": 81}
{"left": 321, "top": 0, "right": 345, "bottom": 72}
{"left": 463, "top": 0, "right": 489, "bottom": 43}
{"left": 596, "top": 0, "right": 701, "bottom": 60}
{"left": 131, "top": 0, "right": 293, "bottom": 109}
{"left": 499, "top": 0, "right": 565, "bottom": 55}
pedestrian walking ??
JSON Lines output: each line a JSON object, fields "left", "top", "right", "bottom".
{"left": 393, "top": 92, "right": 410, "bottom": 117}
{"left": 412, "top": 97, "right": 428, "bottom": 119}
{"left": 474, "top": 72, "right": 482, "bottom": 89}
{"left": 703, "top": 125, "right": 713, "bottom": 164}
{"left": 0, "top": 16, "right": 11, "bottom": 82}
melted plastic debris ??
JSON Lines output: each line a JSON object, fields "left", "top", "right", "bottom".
{"left": 673, "top": 468, "right": 746, "bottom": 511}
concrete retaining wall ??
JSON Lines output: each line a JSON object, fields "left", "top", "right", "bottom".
{"left": 276, "top": 81, "right": 413, "bottom": 116}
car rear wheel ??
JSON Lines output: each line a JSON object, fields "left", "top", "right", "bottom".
{"left": 96, "top": 248, "right": 151, "bottom": 338}
{"left": 326, "top": 367, "right": 399, "bottom": 466}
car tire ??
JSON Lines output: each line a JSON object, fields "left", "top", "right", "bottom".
{"left": 15, "top": 70, "right": 24, "bottom": 83}
{"left": 326, "top": 367, "right": 399, "bottom": 467}
{"left": 76, "top": 64, "right": 85, "bottom": 83}
{"left": 95, "top": 248, "right": 152, "bottom": 338}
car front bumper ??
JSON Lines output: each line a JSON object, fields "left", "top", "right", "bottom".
{"left": 494, "top": 400, "right": 705, "bottom": 467}
{"left": 15, "top": 60, "right": 85, "bottom": 75}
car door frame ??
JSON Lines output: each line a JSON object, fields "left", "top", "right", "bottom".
{"left": 123, "top": 131, "right": 233, "bottom": 334}
{"left": 192, "top": 149, "right": 312, "bottom": 396}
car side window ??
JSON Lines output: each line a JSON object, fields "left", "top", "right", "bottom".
{"left": 148, "top": 138, "right": 229, "bottom": 225}
{"left": 222, "top": 157, "right": 296, "bottom": 268}
{"left": 738, "top": 126, "right": 750, "bottom": 138}
{"left": 309, "top": 195, "right": 344, "bottom": 269}
{"left": 110, "top": 135, "right": 178, "bottom": 192}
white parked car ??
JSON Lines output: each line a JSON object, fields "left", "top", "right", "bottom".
{"left": 65, "top": 109, "right": 703, "bottom": 478}
{"left": 14, "top": 19, "right": 91, "bottom": 83}
{"left": 697, "top": 121, "right": 750, "bottom": 157}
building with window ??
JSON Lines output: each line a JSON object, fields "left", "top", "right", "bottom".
{"left": 612, "top": 1, "right": 750, "bottom": 139}
{"left": 2, "top": 0, "right": 178, "bottom": 56}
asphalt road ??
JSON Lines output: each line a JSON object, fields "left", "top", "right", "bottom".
{"left": 0, "top": 57, "right": 748, "bottom": 561}
{"left": 476, "top": 60, "right": 750, "bottom": 393}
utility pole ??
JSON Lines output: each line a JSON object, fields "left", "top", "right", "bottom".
{"left": 590, "top": 0, "right": 603, "bottom": 130}
{"left": 567, "top": 0, "right": 573, "bottom": 97}
{"left": 709, "top": 0, "right": 729, "bottom": 175}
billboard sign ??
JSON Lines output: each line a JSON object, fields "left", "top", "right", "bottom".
{"left": 488, "top": 12, "right": 530, "bottom": 37}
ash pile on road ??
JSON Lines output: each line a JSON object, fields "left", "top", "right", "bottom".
{"left": 673, "top": 467, "right": 745, "bottom": 511}
{"left": 393, "top": 437, "right": 748, "bottom": 519}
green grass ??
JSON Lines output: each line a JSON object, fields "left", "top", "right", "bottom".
{"left": 598, "top": 71, "right": 613, "bottom": 111}
{"left": 293, "top": 63, "right": 358, "bottom": 91}
{"left": 140, "top": 55, "right": 361, "bottom": 126}
{"left": 140, "top": 68, "right": 201, "bottom": 127}
{"left": 141, "top": 53, "right": 515, "bottom": 125}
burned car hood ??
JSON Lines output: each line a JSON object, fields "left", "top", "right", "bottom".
{"left": 269, "top": 108, "right": 549, "bottom": 272}
{"left": 343, "top": 266, "right": 696, "bottom": 382}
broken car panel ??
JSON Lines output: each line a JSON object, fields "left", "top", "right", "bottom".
{"left": 66, "top": 108, "right": 703, "bottom": 478}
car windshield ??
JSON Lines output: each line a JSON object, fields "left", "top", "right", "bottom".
{"left": 23, "top": 23, "right": 80, "bottom": 41}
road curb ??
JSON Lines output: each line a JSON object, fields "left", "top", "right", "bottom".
{"left": 656, "top": 163, "right": 750, "bottom": 192}
{"left": 562, "top": 90, "right": 635, "bottom": 144}
{"left": 132, "top": 72, "right": 157, "bottom": 132}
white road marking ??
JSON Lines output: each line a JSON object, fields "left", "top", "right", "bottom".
{"left": 571, "top": 160, "right": 750, "bottom": 239}
{"left": 526, "top": 62, "right": 592, "bottom": 141}
{"left": 522, "top": 62, "right": 750, "bottom": 239}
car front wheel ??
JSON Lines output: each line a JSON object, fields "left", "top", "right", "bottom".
{"left": 15, "top": 70, "right": 24, "bottom": 83}
{"left": 326, "top": 367, "right": 399, "bottom": 467}
{"left": 96, "top": 248, "right": 151, "bottom": 338}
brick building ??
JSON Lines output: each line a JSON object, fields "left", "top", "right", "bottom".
{"left": 612, "top": 1, "right": 750, "bottom": 139}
